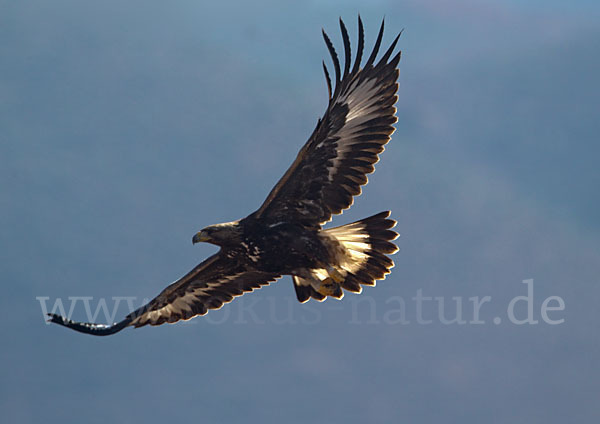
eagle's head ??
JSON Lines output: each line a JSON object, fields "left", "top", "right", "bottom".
{"left": 192, "top": 220, "right": 243, "bottom": 247}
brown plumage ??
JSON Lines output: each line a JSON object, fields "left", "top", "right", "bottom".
{"left": 48, "top": 16, "right": 402, "bottom": 336}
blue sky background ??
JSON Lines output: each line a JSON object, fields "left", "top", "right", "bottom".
{"left": 2, "top": 1, "right": 599, "bottom": 422}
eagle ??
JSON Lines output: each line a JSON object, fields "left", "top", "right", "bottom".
{"left": 48, "top": 16, "right": 402, "bottom": 335}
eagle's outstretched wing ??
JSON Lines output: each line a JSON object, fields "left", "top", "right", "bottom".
{"left": 48, "top": 254, "right": 280, "bottom": 335}
{"left": 254, "top": 17, "right": 401, "bottom": 228}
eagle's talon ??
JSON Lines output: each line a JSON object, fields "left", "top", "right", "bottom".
{"left": 315, "top": 278, "right": 343, "bottom": 298}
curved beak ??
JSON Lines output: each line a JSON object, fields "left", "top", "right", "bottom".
{"left": 192, "top": 230, "right": 210, "bottom": 244}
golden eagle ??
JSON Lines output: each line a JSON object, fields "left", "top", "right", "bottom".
{"left": 48, "top": 17, "right": 401, "bottom": 335}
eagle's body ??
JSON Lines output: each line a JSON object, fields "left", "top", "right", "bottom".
{"left": 197, "top": 217, "right": 330, "bottom": 278}
{"left": 49, "top": 17, "right": 402, "bottom": 335}
{"left": 238, "top": 218, "right": 330, "bottom": 274}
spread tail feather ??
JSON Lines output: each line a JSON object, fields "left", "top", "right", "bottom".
{"left": 293, "top": 211, "right": 399, "bottom": 303}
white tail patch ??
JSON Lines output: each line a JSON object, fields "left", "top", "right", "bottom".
{"left": 322, "top": 223, "right": 371, "bottom": 275}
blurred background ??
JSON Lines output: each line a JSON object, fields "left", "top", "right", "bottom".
{"left": 1, "top": 0, "right": 598, "bottom": 422}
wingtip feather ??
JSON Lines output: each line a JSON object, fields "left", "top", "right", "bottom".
{"left": 339, "top": 17, "right": 351, "bottom": 78}
{"left": 322, "top": 29, "right": 341, "bottom": 85}
{"left": 364, "top": 18, "right": 385, "bottom": 69}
